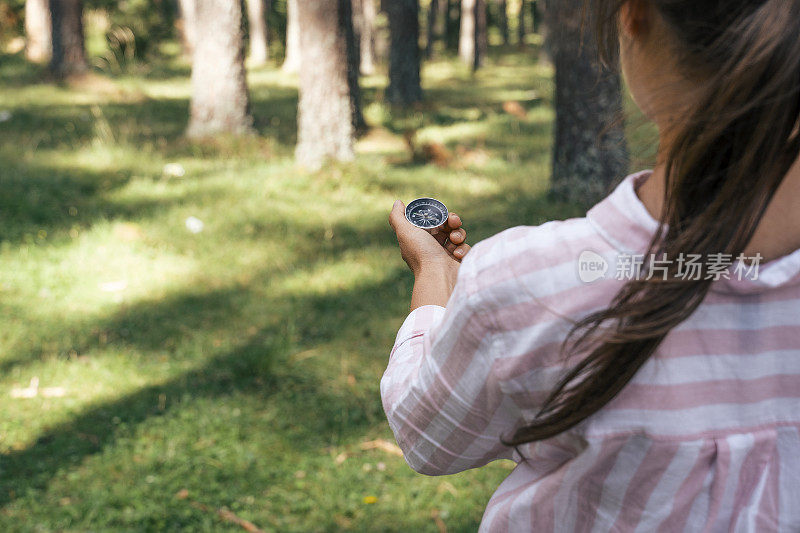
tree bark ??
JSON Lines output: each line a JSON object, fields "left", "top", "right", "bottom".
{"left": 246, "top": 0, "right": 269, "bottom": 65}
{"left": 186, "top": 0, "right": 253, "bottom": 138}
{"left": 385, "top": 0, "right": 422, "bottom": 105}
{"left": 445, "top": 0, "right": 458, "bottom": 51}
{"left": 475, "top": 0, "right": 487, "bottom": 68}
{"left": 26, "top": 0, "right": 52, "bottom": 62}
{"left": 343, "top": 0, "right": 366, "bottom": 133}
{"left": 497, "top": 0, "right": 508, "bottom": 46}
{"left": 282, "top": 0, "right": 301, "bottom": 72}
{"left": 517, "top": 0, "right": 526, "bottom": 46}
{"left": 425, "top": 0, "right": 438, "bottom": 59}
{"left": 546, "top": 0, "right": 628, "bottom": 205}
{"left": 295, "top": 0, "right": 358, "bottom": 169}
{"left": 353, "top": 0, "right": 376, "bottom": 75}
{"left": 459, "top": 0, "right": 486, "bottom": 70}
{"left": 48, "top": 0, "right": 87, "bottom": 78}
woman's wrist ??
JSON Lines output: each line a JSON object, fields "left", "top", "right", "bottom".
{"left": 409, "top": 261, "right": 460, "bottom": 310}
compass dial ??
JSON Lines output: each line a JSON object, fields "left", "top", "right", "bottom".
{"left": 405, "top": 198, "right": 448, "bottom": 230}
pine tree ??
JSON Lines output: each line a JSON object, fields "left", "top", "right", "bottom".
{"left": 25, "top": 0, "right": 51, "bottom": 62}
{"left": 186, "top": 0, "right": 253, "bottom": 138}
{"left": 49, "top": 0, "right": 87, "bottom": 78}
{"left": 385, "top": 0, "right": 422, "bottom": 104}
{"left": 295, "top": 0, "right": 363, "bottom": 168}
{"left": 546, "top": 0, "right": 628, "bottom": 204}
{"left": 246, "top": 0, "right": 270, "bottom": 65}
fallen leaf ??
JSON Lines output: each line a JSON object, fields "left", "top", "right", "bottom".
{"left": 502, "top": 100, "right": 527, "bottom": 119}
{"left": 432, "top": 509, "right": 448, "bottom": 533}
{"left": 360, "top": 439, "right": 403, "bottom": 457}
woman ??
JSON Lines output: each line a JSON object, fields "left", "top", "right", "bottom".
{"left": 383, "top": 0, "right": 800, "bottom": 530}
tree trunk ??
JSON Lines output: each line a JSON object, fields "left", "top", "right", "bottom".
{"left": 385, "top": 0, "right": 422, "bottom": 105}
{"left": 282, "top": 0, "right": 301, "bottom": 72}
{"left": 517, "top": 0, "right": 526, "bottom": 46}
{"left": 295, "top": 0, "right": 358, "bottom": 169}
{"left": 445, "top": 0, "right": 458, "bottom": 51}
{"left": 48, "top": 0, "right": 87, "bottom": 78}
{"left": 344, "top": 0, "right": 366, "bottom": 133}
{"left": 546, "top": 0, "right": 628, "bottom": 205}
{"left": 186, "top": 0, "right": 253, "bottom": 138}
{"left": 246, "top": 0, "right": 269, "bottom": 65}
{"left": 497, "top": 0, "right": 508, "bottom": 46}
{"left": 26, "top": 0, "right": 51, "bottom": 62}
{"left": 459, "top": 0, "right": 485, "bottom": 70}
{"left": 434, "top": 0, "right": 448, "bottom": 52}
{"left": 458, "top": 0, "right": 474, "bottom": 64}
{"left": 475, "top": 0, "right": 487, "bottom": 68}
{"left": 353, "top": 0, "right": 376, "bottom": 75}
{"left": 424, "top": 0, "right": 438, "bottom": 59}
{"left": 177, "top": 0, "right": 196, "bottom": 58}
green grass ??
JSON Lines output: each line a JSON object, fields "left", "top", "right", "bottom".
{"left": 0, "top": 46, "right": 652, "bottom": 531}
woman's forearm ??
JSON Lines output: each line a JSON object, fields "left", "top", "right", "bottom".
{"left": 410, "top": 265, "right": 458, "bottom": 311}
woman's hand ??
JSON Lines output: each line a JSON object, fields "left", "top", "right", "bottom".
{"left": 389, "top": 200, "right": 471, "bottom": 309}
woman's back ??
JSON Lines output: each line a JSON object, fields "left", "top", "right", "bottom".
{"left": 382, "top": 170, "right": 800, "bottom": 531}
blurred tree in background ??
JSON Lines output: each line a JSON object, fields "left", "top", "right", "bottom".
{"left": 281, "top": 0, "right": 299, "bottom": 72}
{"left": 246, "top": 0, "right": 269, "bottom": 66}
{"left": 458, "top": 0, "right": 486, "bottom": 70}
{"left": 384, "top": 0, "right": 422, "bottom": 105}
{"left": 24, "top": 0, "right": 49, "bottom": 61}
{"left": 352, "top": 0, "right": 375, "bottom": 74}
{"left": 295, "top": 0, "right": 361, "bottom": 168}
{"left": 49, "top": 0, "right": 87, "bottom": 77}
{"left": 495, "top": 0, "right": 508, "bottom": 45}
{"left": 545, "top": 0, "right": 628, "bottom": 204}
{"left": 185, "top": 0, "right": 253, "bottom": 137}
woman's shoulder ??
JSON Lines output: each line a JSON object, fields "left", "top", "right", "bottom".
{"left": 465, "top": 216, "right": 612, "bottom": 288}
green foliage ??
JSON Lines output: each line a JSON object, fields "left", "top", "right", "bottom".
{"left": 0, "top": 49, "right": 609, "bottom": 531}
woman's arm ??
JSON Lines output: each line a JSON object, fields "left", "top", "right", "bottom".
{"left": 385, "top": 203, "right": 518, "bottom": 475}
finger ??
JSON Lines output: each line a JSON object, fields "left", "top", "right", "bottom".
{"left": 389, "top": 200, "right": 407, "bottom": 233}
{"left": 448, "top": 228, "right": 465, "bottom": 245}
{"left": 453, "top": 243, "right": 471, "bottom": 260}
{"left": 446, "top": 213, "right": 462, "bottom": 230}
{"left": 444, "top": 239, "right": 457, "bottom": 254}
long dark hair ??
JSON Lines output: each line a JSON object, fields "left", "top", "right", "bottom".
{"left": 504, "top": 0, "right": 800, "bottom": 445}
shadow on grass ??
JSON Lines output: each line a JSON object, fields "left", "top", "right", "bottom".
{"left": 0, "top": 53, "right": 49, "bottom": 87}
{"left": 0, "top": 267, "right": 413, "bottom": 508}
{"left": 0, "top": 153, "right": 136, "bottom": 243}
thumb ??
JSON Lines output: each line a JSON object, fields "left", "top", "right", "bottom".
{"left": 389, "top": 200, "right": 408, "bottom": 232}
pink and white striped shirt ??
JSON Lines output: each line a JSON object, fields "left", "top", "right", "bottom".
{"left": 381, "top": 170, "right": 800, "bottom": 532}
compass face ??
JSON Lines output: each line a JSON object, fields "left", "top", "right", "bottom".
{"left": 405, "top": 198, "right": 448, "bottom": 230}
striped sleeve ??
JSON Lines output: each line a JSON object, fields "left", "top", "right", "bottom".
{"left": 380, "top": 250, "right": 518, "bottom": 476}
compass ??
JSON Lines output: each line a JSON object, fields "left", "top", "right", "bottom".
{"left": 405, "top": 197, "right": 448, "bottom": 230}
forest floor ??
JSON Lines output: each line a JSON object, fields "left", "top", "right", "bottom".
{"left": 0, "top": 47, "right": 652, "bottom": 531}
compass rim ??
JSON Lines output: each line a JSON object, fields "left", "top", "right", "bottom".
{"left": 405, "top": 197, "right": 449, "bottom": 229}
